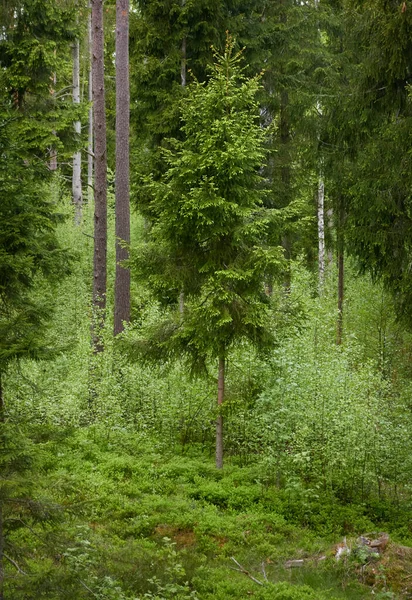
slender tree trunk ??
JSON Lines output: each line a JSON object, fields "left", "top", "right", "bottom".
{"left": 72, "top": 38, "right": 82, "bottom": 225}
{"left": 216, "top": 356, "right": 225, "bottom": 469}
{"left": 91, "top": 0, "right": 107, "bottom": 351}
{"left": 327, "top": 207, "right": 333, "bottom": 265}
{"left": 337, "top": 204, "right": 345, "bottom": 345}
{"left": 88, "top": 2, "right": 93, "bottom": 203}
{"left": 114, "top": 0, "right": 131, "bottom": 335}
{"left": 49, "top": 65, "right": 58, "bottom": 171}
{"left": 179, "top": 9, "right": 186, "bottom": 314}
{"left": 280, "top": 88, "right": 292, "bottom": 291}
{"left": 181, "top": 37, "right": 186, "bottom": 87}
{"left": 318, "top": 175, "right": 325, "bottom": 293}
{"left": 0, "top": 373, "right": 4, "bottom": 600}
{"left": 337, "top": 249, "right": 344, "bottom": 345}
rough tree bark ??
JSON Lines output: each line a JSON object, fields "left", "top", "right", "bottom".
{"left": 216, "top": 356, "right": 225, "bottom": 469}
{"left": 88, "top": 2, "right": 93, "bottom": 202}
{"left": 72, "top": 37, "right": 82, "bottom": 225}
{"left": 114, "top": 0, "right": 131, "bottom": 335}
{"left": 318, "top": 175, "right": 326, "bottom": 293}
{"left": 91, "top": 0, "right": 107, "bottom": 351}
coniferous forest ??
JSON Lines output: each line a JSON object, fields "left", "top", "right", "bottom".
{"left": 2, "top": 0, "right": 412, "bottom": 598}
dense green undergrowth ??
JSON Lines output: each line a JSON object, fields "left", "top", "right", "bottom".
{"left": 3, "top": 422, "right": 412, "bottom": 599}
{"left": 3, "top": 204, "right": 412, "bottom": 598}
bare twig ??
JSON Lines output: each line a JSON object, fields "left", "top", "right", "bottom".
{"left": 79, "top": 579, "right": 100, "bottom": 598}
{"left": 4, "top": 553, "right": 28, "bottom": 575}
{"left": 230, "top": 557, "right": 264, "bottom": 586}
{"left": 261, "top": 560, "right": 269, "bottom": 582}
{"left": 284, "top": 559, "right": 305, "bottom": 568}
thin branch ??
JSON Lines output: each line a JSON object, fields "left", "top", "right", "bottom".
{"left": 4, "top": 553, "right": 28, "bottom": 575}
{"left": 261, "top": 561, "right": 269, "bottom": 583}
{"left": 79, "top": 579, "right": 100, "bottom": 598}
{"left": 230, "top": 557, "right": 264, "bottom": 585}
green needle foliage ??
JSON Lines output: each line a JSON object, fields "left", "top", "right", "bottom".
{"left": 130, "top": 37, "right": 284, "bottom": 372}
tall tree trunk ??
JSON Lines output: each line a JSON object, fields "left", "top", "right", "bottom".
{"left": 49, "top": 63, "right": 58, "bottom": 171}
{"left": 216, "top": 356, "right": 225, "bottom": 469}
{"left": 114, "top": 0, "right": 131, "bottom": 335}
{"left": 337, "top": 203, "right": 345, "bottom": 345}
{"left": 280, "top": 88, "right": 292, "bottom": 291}
{"left": 88, "top": 2, "right": 93, "bottom": 203}
{"left": 0, "top": 373, "right": 4, "bottom": 600}
{"left": 72, "top": 38, "right": 82, "bottom": 225}
{"left": 318, "top": 175, "right": 325, "bottom": 293}
{"left": 179, "top": 8, "right": 186, "bottom": 314}
{"left": 91, "top": 0, "right": 107, "bottom": 351}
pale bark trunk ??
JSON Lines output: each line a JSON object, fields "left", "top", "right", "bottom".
{"left": 181, "top": 37, "right": 186, "bottom": 87}
{"left": 91, "top": 0, "right": 107, "bottom": 351}
{"left": 318, "top": 176, "right": 325, "bottom": 293}
{"left": 72, "top": 38, "right": 82, "bottom": 225}
{"left": 88, "top": 2, "right": 93, "bottom": 202}
{"left": 114, "top": 0, "right": 131, "bottom": 335}
{"left": 216, "top": 357, "right": 225, "bottom": 469}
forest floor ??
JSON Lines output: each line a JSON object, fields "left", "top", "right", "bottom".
{"left": 8, "top": 424, "right": 412, "bottom": 600}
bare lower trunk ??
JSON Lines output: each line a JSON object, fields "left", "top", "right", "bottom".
{"left": 178, "top": 9, "right": 186, "bottom": 314}
{"left": 337, "top": 243, "right": 344, "bottom": 346}
{"left": 114, "top": 0, "right": 130, "bottom": 335}
{"left": 181, "top": 37, "right": 186, "bottom": 87}
{"left": 49, "top": 66, "right": 57, "bottom": 171}
{"left": 280, "top": 88, "right": 292, "bottom": 290}
{"left": 0, "top": 373, "right": 4, "bottom": 600}
{"left": 216, "top": 357, "right": 225, "bottom": 469}
{"left": 72, "top": 38, "right": 82, "bottom": 225}
{"left": 318, "top": 176, "right": 325, "bottom": 293}
{"left": 337, "top": 204, "right": 345, "bottom": 345}
{"left": 91, "top": 0, "right": 107, "bottom": 351}
{"left": 88, "top": 2, "right": 93, "bottom": 202}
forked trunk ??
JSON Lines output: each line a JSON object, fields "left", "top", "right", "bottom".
{"left": 216, "top": 356, "right": 225, "bottom": 469}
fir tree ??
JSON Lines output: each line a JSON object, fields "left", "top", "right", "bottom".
{"left": 129, "top": 38, "right": 284, "bottom": 468}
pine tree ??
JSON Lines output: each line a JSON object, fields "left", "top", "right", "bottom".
{"left": 91, "top": 0, "right": 108, "bottom": 350}
{"left": 129, "top": 39, "right": 284, "bottom": 468}
{"left": 114, "top": 0, "right": 131, "bottom": 336}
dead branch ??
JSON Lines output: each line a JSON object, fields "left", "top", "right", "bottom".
{"left": 230, "top": 557, "right": 264, "bottom": 586}
{"left": 284, "top": 559, "right": 305, "bottom": 568}
{"left": 3, "top": 553, "right": 28, "bottom": 575}
{"left": 261, "top": 560, "right": 269, "bottom": 582}
{"left": 79, "top": 579, "right": 100, "bottom": 598}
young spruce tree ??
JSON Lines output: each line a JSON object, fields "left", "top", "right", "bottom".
{"left": 130, "top": 38, "right": 284, "bottom": 468}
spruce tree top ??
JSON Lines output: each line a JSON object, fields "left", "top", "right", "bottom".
{"left": 131, "top": 37, "right": 284, "bottom": 369}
